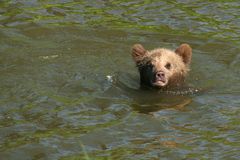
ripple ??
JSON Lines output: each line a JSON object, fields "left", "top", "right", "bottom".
{"left": 0, "top": 1, "right": 240, "bottom": 159}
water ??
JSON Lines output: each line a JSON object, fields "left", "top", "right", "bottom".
{"left": 0, "top": 1, "right": 240, "bottom": 159}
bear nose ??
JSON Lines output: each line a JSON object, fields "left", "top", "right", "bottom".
{"left": 156, "top": 71, "right": 165, "bottom": 79}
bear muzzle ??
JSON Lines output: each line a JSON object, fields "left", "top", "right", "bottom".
{"left": 152, "top": 71, "right": 168, "bottom": 87}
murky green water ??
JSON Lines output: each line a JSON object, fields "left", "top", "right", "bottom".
{"left": 0, "top": 1, "right": 240, "bottom": 159}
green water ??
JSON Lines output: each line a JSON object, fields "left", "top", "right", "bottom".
{"left": 0, "top": 1, "right": 240, "bottom": 159}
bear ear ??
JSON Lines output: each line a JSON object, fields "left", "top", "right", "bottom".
{"left": 131, "top": 44, "right": 148, "bottom": 63}
{"left": 175, "top": 43, "right": 192, "bottom": 65}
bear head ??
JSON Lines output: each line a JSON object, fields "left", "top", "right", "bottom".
{"left": 131, "top": 43, "right": 192, "bottom": 88}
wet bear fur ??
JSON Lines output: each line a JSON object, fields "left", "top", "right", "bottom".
{"left": 131, "top": 43, "right": 192, "bottom": 89}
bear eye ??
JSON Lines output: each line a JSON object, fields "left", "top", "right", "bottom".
{"left": 165, "top": 62, "right": 171, "bottom": 70}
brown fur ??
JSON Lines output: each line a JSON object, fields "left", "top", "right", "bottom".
{"left": 131, "top": 43, "right": 192, "bottom": 88}
{"left": 175, "top": 44, "right": 192, "bottom": 65}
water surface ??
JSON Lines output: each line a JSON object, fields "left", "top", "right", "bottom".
{"left": 0, "top": 1, "right": 240, "bottom": 159}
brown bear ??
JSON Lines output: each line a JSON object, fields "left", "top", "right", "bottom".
{"left": 131, "top": 43, "right": 192, "bottom": 89}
